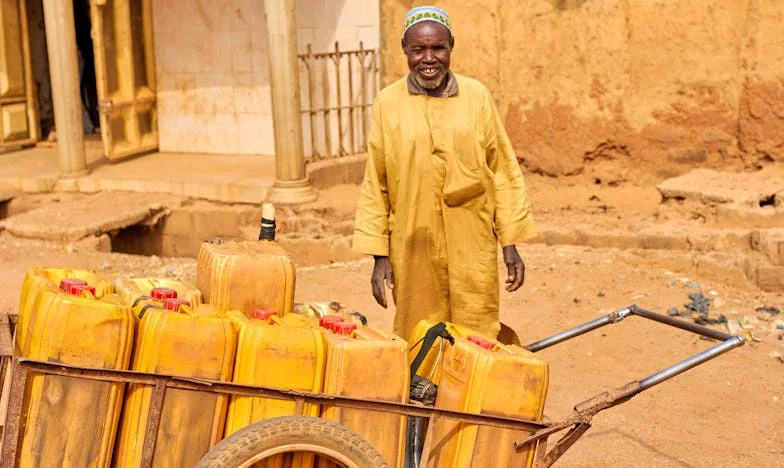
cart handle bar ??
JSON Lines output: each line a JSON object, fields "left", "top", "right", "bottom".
{"left": 515, "top": 304, "right": 745, "bottom": 464}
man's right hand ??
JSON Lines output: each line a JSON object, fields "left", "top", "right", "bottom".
{"left": 371, "top": 256, "right": 394, "bottom": 308}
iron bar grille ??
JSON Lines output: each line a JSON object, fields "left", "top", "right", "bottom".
{"left": 298, "top": 41, "right": 380, "bottom": 161}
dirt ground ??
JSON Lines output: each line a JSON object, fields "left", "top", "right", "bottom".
{"left": 0, "top": 172, "right": 782, "bottom": 467}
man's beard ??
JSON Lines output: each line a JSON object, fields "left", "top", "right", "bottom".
{"left": 414, "top": 68, "right": 447, "bottom": 90}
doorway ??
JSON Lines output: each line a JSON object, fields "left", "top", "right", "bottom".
{"left": 26, "top": 0, "right": 101, "bottom": 143}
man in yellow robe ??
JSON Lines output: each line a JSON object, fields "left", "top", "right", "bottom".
{"left": 352, "top": 6, "right": 536, "bottom": 341}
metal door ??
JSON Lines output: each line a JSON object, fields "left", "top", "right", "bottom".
{"left": 90, "top": 0, "right": 157, "bottom": 160}
{"left": 0, "top": 0, "right": 39, "bottom": 148}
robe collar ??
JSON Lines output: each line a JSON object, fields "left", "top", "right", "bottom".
{"left": 407, "top": 71, "right": 459, "bottom": 98}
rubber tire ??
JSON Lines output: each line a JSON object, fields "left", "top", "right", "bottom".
{"left": 196, "top": 416, "right": 390, "bottom": 468}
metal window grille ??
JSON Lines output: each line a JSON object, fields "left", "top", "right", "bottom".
{"left": 298, "top": 41, "right": 380, "bottom": 161}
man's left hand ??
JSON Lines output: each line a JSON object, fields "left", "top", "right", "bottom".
{"left": 502, "top": 245, "right": 525, "bottom": 292}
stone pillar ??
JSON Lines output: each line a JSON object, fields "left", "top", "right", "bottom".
{"left": 42, "top": 0, "right": 86, "bottom": 176}
{"left": 263, "top": 0, "right": 316, "bottom": 204}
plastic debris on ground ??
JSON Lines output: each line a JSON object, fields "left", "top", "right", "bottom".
{"left": 755, "top": 306, "right": 781, "bottom": 321}
{"left": 724, "top": 316, "right": 784, "bottom": 344}
{"left": 667, "top": 292, "right": 726, "bottom": 325}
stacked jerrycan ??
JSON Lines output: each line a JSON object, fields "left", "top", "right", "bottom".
{"left": 225, "top": 309, "right": 327, "bottom": 468}
{"left": 319, "top": 315, "right": 409, "bottom": 468}
{"left": 14, "top": 268, "right": 134, "bottom": 468}
{"left": 196, "top": 203, "right": 295, "bottom": 317}
{"left": 292, "top": 301, "right": 369, "bottom": 327}
{"left": 408, "top": 320, "right": 550, "bottom": 468}
{"left": 16, "top": 267, "right": 115, "bottom": 355}
{"left": 113, "top": 276, "right": 203, "bottom": 317}
{"left": 112, "top": 280, "right": 237, "bottom": 467}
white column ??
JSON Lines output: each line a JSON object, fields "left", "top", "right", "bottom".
{"left": 263, "top": 0, "right": 316, "bottom": 204}
{"left": 43, "top": 0, "right": 86, "bottom": 176}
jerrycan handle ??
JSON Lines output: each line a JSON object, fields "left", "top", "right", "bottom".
{"left": 352, "top": 326, "right": 393, "bottom": 341}
{"left": 350, "top": 311, "right": 368, "bottom": 326}
{"left": 176, "top": 304, "right": 197, "bottom": 316}
{"left": 163, "top": 298, "right": 193, "bottom": 315}
{"left": 250, "top": 308, "right": 279, "bottom": 322}
{"left": 334, "top": 322, "right": 358, "bottom": 336}
{"left": 132, "top": 295, "right": 153, "bottom": 309}
{"left": 409, "top": 322, "right": 455, "bottom": 377}
{"left": 67, "top": 283, "right": 96, "bottom": 298}
{"left": 467, "top": 335, "right": 516, "bottom": 355}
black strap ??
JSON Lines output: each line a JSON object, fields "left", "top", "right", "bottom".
{"left": 351, "top": 311, "right": 368, "bottom": 326}
{"left": 138, "top": 303, "right": 159, "bottom": 319}
{"left": 132, "top": 295, "right": 152, "bottom": 309}
{"left": 409, "top": 322, "right": 454, "bottom": 377}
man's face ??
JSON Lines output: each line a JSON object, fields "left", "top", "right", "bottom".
{"left": 403, "top": 22, "right": 452, "bottom": 90}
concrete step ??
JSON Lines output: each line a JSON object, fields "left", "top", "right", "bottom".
{"left": 0, "top": 192, "right": 186, "bottom": 242}
{"left": 534, "top": 223, "right": 784, "bottom": 292}
{"left": 656, "top": 168, "right": 784, "bottom": 228}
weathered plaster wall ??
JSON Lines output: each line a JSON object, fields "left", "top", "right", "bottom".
{"left": 153, "top": 0, "right": 379, "bottom": 155}
{"left": 381, "top": 0, "right": 784, "bottom": 178}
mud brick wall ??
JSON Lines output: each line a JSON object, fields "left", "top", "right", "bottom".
{"left": 380, "top": 0, "right": 784, "bottom": 177}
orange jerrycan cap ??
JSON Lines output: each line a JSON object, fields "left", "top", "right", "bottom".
{"left": 163, "top": 297, "right": 191, "bottom": 311}
{"left": 319, "top": 315, "right": 344, "bottom": 330}
{"left": 250, "top": 308, "right": 278, "bottom": 321}
{"left": 150, "top": 287, "right": 178, "bottom": 300}
{"left": 467, "top": 335, "right": 495, "bottom": 350}
{"left": 334, "top": 322, "right": 357, "bottom": 335}
{"left": 67, "top": 283, "right": 96, "bottom": 297}
{"left": 59, "top": 278, "right": 87, "bottom": 291}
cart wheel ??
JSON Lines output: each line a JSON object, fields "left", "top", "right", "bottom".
{"left": 196, "top": 416, "right": 390, "bottom": 468}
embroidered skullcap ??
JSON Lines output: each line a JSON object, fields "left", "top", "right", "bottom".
{"left": 403, "top": 6, "right": 452, "bottom": 38}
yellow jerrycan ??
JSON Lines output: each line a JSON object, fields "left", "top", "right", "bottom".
{"left": 424, "top": 334, "right": 549, "bottom": 468}
{"left": 292, "top": 301, "right": 369, "bottom": 327}
{"left": 407, "top": 320, "right": 473, "bottom": 386}
{"left": 224, "top": 309, "right": 327, "bottom": 468}
{"left": 320, "top": 320, "right": 409, "bottom": 468}
{"left": 196, "top": 240, "right": 295, "bottom": 317}
{"left": 113, "top": 277, "right": 203, "bottom": 315}
{"left": 15, "top": 282, "right": 134, "bottom": 468}
{"left": 113, "top": 299, "right": 237, "bottom": 467}
{"left": 16, "top": 267, "right": 114, "bottom": 354}
{"left": 196, "top": 203, "right": 295, "bottom": 317}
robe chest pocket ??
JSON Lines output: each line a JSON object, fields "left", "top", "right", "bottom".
{"left": 443, "top": 152, "right": 486, "bottom": 207}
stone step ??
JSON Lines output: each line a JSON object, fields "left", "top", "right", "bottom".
{"left": 533, "top": 223, "right": 784, "bottom": 292}
{"left": 0, "top": 192, "right": 186, "bottom": 242}
{"left": 656, "top": 168, "right": 784, "bottom": 228}
{"left": 0, "top": 182, "right": 16, "bottom": 203}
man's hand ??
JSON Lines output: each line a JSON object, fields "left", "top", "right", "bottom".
{"left": 371, "top": 255, "right": 395, "bottom": 308}
{"left": 502, "top": 245, "right": 525, "bottom": 292}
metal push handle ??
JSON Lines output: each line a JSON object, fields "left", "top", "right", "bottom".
{"left": 524, "top": 304, "right": 744, "bottom": 395}
{"left": 517, "top": 304, "right": 745, "bottom": 465}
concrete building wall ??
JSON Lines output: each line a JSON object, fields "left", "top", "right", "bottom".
{"left": 153, "top": 0, "right": 379, "bottom": 156}
{"left": 380, "top": 0, "right": 784, "bottom": 179}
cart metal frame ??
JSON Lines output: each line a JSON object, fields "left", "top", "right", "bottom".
{"left": 0, "top": 304, "right": 744, "bottom": 467}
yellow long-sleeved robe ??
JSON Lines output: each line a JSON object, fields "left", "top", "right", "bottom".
{"left": 352, "top": 74, "right": 536, "bottom": 340}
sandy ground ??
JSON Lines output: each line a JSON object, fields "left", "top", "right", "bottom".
{"left": 0, "top": 174, "right": 782, "bottom": 467}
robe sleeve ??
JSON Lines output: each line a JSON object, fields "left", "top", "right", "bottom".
{"left": 482, "top": 88, "right": 536, "bottom": 246}
{"left": 352, "top": 98, "right": 391, "bottom": 256}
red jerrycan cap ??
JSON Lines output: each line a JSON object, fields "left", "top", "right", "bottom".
{"left": 467, "top": 336, "right": 495, "bottom": 350}
{"left": 334, "top": 322, "right": 357, "bottom": 335}
{"left": 163, "top": 298, "right": 191, "bottom": 311}
{"left": 151, "top": 287, "right": 178, "bottom": 300}
{"left": 250, "top": 308, "right": 278, "bottom": 321}
{"left": 319, "top": 315, "right": 344, "bottom": 330}
{"left": 60, "top": 278, "right": 87, "bottom": 291}
{"left": 68, "top": 283, "right": 96, "bottom": 297}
